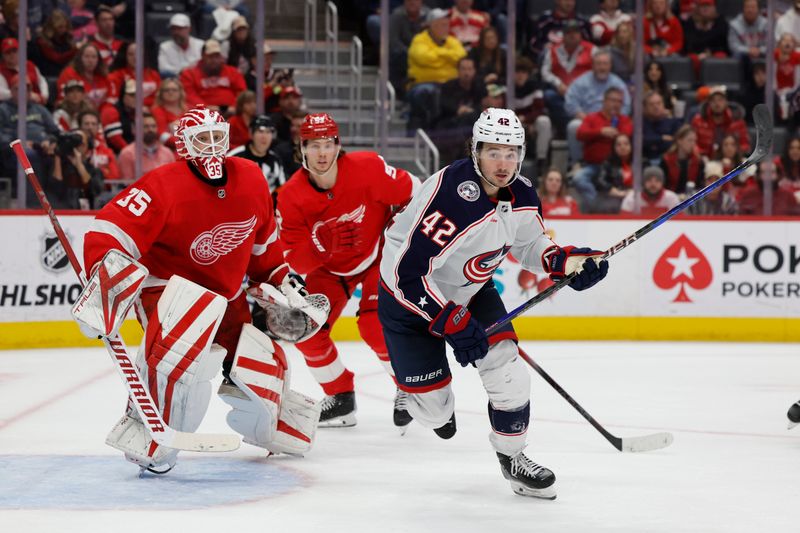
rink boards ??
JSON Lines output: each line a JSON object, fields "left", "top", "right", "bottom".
{"left": 1, "top": 212, "right": 798, "bottom": 348}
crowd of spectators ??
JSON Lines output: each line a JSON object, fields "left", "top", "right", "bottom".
{"left": 0, "top": 1, "right": 307, "bottom": 210}
{"left": 358, "top": 0, "right": 800, "bottom": 216}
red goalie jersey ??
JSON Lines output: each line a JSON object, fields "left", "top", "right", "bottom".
{"left": 276, "top": 151, "right": 414, "bottom": 276}
{"left": 83, "top": 157, "right": 288, "bottom": 299}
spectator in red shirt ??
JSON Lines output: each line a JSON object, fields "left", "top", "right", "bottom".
{"left": 228, "top": 90, "right": 257, "bottom": 150}
{"left": 644, "top": 0, "right": 684, "bottom": 57}
{"left": 180, "top": 39, "right": 247, "bottom": 112}
{"left": 572, "top": 86, "right": 632, "bottom": 211}
{"left": 56, "top": 41, "right": 116, "bottom": 111}
{"left": 108, "top": 41, "right": 161, "bottom": 108}
{"left": 0, "top": 38, "right": 49, "bottom": 104}
{"left": 620, "top": 166, "right": 680, "bottom": 216}
{"left": 538, "top": 168, "right": 580, "bottom": 217}
{"left": 690, "top": 85, "right": 750, "bottom": 158}
{"left": 590, "top": 0, "right": 631, "bottom": 46}
{"left": 542, "top": 19, "right": 595, "bottom": 135}
{"left": 448, "top": 0, "right": 490, "bottom": 49}
{"left": 150, "top": 77, "right": 188, "bottom": 148}
{"left": 738, "top": 161, "right": 800, "bottom": 216}
{"left": 78, "top": 109, "right": 119, "bottom": 182}
{"left": 90, "top": 6, "right": 122, "bottom": 66}
{"left": 35, "top": 10, "right": 78, "bottom": 78}
{"left": 660, "top": 124, "right": 705, "bottom": 194}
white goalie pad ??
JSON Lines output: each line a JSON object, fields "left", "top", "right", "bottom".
{"left": 247, "top": 282, "right": 330, "bottom": 343}
{"left": 106, "top": 275, "right": 228, "bottom": 469}
{"left": 72, "top": 249, "right": 148, "bottom": 338}
{"left": 219, "top": 323, "right": 321, "bottom": 455}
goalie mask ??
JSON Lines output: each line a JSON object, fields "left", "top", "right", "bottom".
{"left": 174, "top": 106, "right": 230, "bottom": 179}
{"left": 471, "top": 108, "right": 526, "bottom": 188}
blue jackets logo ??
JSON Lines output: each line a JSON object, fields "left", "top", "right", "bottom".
{"left": 463, "top": 245, "right": 512, "bottom": 284}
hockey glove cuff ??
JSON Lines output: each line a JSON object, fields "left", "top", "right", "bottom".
{"left": 543, "top": 245, "right": 609, "bottom": 291}
{"left": 429, "top": 302, "right": 489, "bottom": 367}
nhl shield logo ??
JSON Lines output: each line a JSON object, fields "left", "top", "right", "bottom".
{"left": 41, "top": 233, "right": 69, "bottom": 272}
{"left": 457, "top": 181, "right": 480, "bottom": 202}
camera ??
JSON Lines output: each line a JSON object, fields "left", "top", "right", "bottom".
{"left": 274, "top": 68, "right": 294, "bottom": 84}
{"left": 55, "top": 131, "right": 84, "bottom": 157}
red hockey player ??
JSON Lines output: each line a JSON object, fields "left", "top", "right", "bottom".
{"left": 72, "top": 107, "right": 326, "bottom": 474}
{"left": 276, "top": 113, "right": 418, "bottom": 429}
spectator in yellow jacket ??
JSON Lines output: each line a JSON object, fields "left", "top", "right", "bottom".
{"left": 406, "top": 8, "right": 467, "bottom": 131}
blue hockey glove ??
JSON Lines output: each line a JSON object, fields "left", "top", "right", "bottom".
{"left": 544, "top": 246, "right": 609, "bottom": 291}
{"left": 429, "top": 302, "right": 489, "bottom": 367}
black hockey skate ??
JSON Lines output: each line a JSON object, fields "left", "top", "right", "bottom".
{"left": 433, "top": 413, "right": 456, "bottom": 439}
{"left": 318, "top": 391, "right": 357, "bottom": 427}
{"left": 496, "top": 452, "right": 557, "bottom": 500}
{"left": 787, "top": 400, "right": 800, "bottom": 429}
{"left": 393, "top": 388, "right": 413, "bottom": 433}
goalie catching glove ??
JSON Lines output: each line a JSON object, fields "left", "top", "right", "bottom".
{"left": 247, "top": 273, "right": 331, "bottom": 343}
{"left": 542, "top": 245, "right": 609, "bottom": 291}
{"left": 71, "top": 249, "right": 148, "bottom": 338}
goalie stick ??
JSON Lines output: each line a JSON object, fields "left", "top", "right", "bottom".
{"left": 11, "top": 140, "right": 240, "bottom": 454}
{"left": 486, "top": 103, "right": 774, "bottom": 335}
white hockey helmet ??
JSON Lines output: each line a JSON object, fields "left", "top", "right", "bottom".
{"left": 471, "top": 107, "right": 526, "bottom": 186}
{"left": 174, "top": 106, "right": 230, "bottom": 179}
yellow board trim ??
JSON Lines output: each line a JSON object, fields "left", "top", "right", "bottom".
{"left": 1, "top": 316, "right": 799, "bottom": 349}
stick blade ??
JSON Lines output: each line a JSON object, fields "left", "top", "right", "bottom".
{"left": 156, "top": 429, "right": 241, "bottom": 453}
{"left": 749, "top": 104, "right": 774, "bottom": 165}
{"left": 620, "top": 432, "right": 674, "bottom": 453}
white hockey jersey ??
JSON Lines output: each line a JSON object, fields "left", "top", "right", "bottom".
{"left": 380, "top": 158, "right": 556, "bottom": 322}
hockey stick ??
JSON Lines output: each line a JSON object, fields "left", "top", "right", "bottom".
{"left": 518, "top": 348, "right": 673, "bottom": 452}
{"left": 486, "top": 103, "right": 774, "bottom": 335}
{"left": 10, "top": 140, "right": 239, "bottom": 454}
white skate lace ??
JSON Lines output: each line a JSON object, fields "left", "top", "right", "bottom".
{"left": 394, "top": 389, "right": 409, "bottom": 411}
{"left": 510, "top": 453, "right": 546, "bottom": 478}
{"left": 319, "top": 395, "right": 337, "bottom": 413}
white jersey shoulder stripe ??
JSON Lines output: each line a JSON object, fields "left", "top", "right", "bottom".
{"left": 87, "top": 219, "right": 142, "bottom": 259}
{"left": 252, "top": 227, "right": 279, "bottom": 256}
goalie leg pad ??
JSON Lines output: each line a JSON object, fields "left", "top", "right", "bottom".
{"left": 72, "top": 249, "right": 148, "bottom": 338}
{"left": 106, "top": 276, "right": 228, "bottom": 468}
{"left": 219, "top": 324, "right": 320, "bottom": 455}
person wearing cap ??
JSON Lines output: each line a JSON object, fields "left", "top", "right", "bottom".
{"left": 118, "top": 112, "right": 176, "bottom": 181}
{"left": 686, "top": 160, "right": 738, "bottom": 215}
{"left": 179, "top": 38, "right": 246, "bottom": 112}
{"left": 407, "top": 8, "right": 466, "bottom": 130}
{"left": 271, "top": 85, "right": 304, "bottom": 143}
{"left": 0, "top": 37, "right": 49, "bottom": 104}
{"left": 56, "top": 41, "right": 115, "bottom": 111}
{"left": 157, "top": 13, "right": 204, "bottom": 77}
{"left": 527, "top": 0, "right": 591, "bottom": 58}
{"left": 108, "top": 41, "right": 162, "bottom": 108}
{"left": 90, "top": 6, "right": 123, "bottom": 67}
{"left": 541, "top": 19, "right": 595, "bottom": 136}
{"left": 245, "top": 42, "right": 281, "bottom": 111}
{"left": 53, "top": 79, "right": 93, "bottom": 131}
{"left": 221, "top": 15, "right": 254, "bottom": 73}
{"left": 689, "top": 84, "right": 749, "bottom": 157}
{"left": 227, "top": 114, "right": 286, "bottom": 195}
{"left": 100, "top": 78, "right": 138, "bottom": 153}
{"left": 620, "top": 166, "right": 680, "bottom": 216}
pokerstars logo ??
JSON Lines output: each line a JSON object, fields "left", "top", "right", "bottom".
{"left": 653, "top": 234, "right": 713, "bottom": 303}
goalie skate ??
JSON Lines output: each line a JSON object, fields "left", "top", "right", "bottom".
{"left": 496, "top": 452, "right": 557, "bottom": 500}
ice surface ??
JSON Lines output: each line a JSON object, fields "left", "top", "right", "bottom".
{"left": 1, "top": 341, "right": 798, "bottom": 533}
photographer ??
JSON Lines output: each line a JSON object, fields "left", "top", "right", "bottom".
{"left": 50, "top": 130, "right": 104, "bottom": 210}
{"left": 244, "top": 43, "right": 290, "bottom": 114}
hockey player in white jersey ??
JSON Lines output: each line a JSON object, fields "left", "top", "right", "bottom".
{"left": 378, "top": 108, "right": 609, "bottom": 499}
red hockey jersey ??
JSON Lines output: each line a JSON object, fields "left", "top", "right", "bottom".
{"left": 276, "top": 151, "right": 414, "bottom": 276}
{"left": 84, "top": 157, "right": 288, "bottom": 300}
